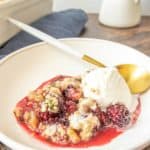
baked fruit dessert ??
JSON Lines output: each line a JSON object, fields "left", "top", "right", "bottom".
{"left": 14, "top": 68, "right": 141, "bottom": 147}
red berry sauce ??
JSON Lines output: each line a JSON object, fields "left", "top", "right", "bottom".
{"left": 15, "top": 75, "right": 141, "bottom": 148}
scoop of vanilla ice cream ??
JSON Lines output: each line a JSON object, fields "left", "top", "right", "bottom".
{"left": 81, "top": 68, "right": 137, "bottom": 111}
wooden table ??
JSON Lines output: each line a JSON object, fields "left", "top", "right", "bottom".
{"left": 0, "top": 14, "right": 150, "bottom": 150}
{"left": 81, "top": 14, "right": 150, "bottom": 56}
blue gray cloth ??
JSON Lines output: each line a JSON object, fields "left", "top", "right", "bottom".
{"left": 0, "top": 9, "right": 88, "bottom": 57}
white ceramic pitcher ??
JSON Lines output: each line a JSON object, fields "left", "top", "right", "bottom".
{"left": 99, "top": 0, "right": 141, "bottom": 28}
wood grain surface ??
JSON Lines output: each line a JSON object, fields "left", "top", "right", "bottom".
{"left": 81, "top": 14, "right": 150, "bottom": 56}
{"left": 0, "top": 14, "right": 150, "bottom": 150}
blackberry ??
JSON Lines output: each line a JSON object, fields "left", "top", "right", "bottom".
{"left": 38, "top": 111, "right": 58, "bottom": 123}
{"left": 99, "top": 111, "right": 111, "bottom": 127}
{"left": 38, "top": 111, "right": 50, "bottom": 122}
{"left": 107, "top": 104, "right": 131, "bottom": 128}
{"left": 63, "top": 85, "right": 82, "bottom": 101}
{"left": 64, "top": 100, "right": 77, "bottom": 114}
{"left": 92, "top": 108, "right": 111, "bottom": 127}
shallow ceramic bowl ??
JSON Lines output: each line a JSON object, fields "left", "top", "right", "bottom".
{"left": 0, "top": 38, "right": 150, "bottom": 150}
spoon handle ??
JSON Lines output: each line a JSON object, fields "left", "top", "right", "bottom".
{"left": 83, "top": 55, "right": 105, "bottom": 67}
{"left": 8, "top": 17, "right": 82, "bottom": 58}
{"left": 7, "top": 17, "right": 105, "bottom": 67}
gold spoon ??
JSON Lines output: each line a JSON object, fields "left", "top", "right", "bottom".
{"left": 83, "top": 55, "right": 150, "bottom": 94}
{"left": 6, "top": 17, "right": 150, "bottom": 94}
{"left": 117, "top": 64, "right": 150, "bottom": 94}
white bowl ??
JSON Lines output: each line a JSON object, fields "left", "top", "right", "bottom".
{"left": 0, "top": 38, "right": 150, "bottom": 150}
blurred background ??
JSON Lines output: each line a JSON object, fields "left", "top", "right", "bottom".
{"left": 53, "top": 0, "right": 150, "bottom": 15}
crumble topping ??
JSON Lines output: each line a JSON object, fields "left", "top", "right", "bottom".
{"left": 14, "top": 75, "right": 137, "bottom": 145}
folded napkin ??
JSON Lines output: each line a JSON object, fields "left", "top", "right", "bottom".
{"left": 0, "top": 9, "right": 88, "bottom": 56}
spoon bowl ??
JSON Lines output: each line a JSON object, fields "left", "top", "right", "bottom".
{"left": 117, "top": 64, "right": 150, "bottom": 94}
